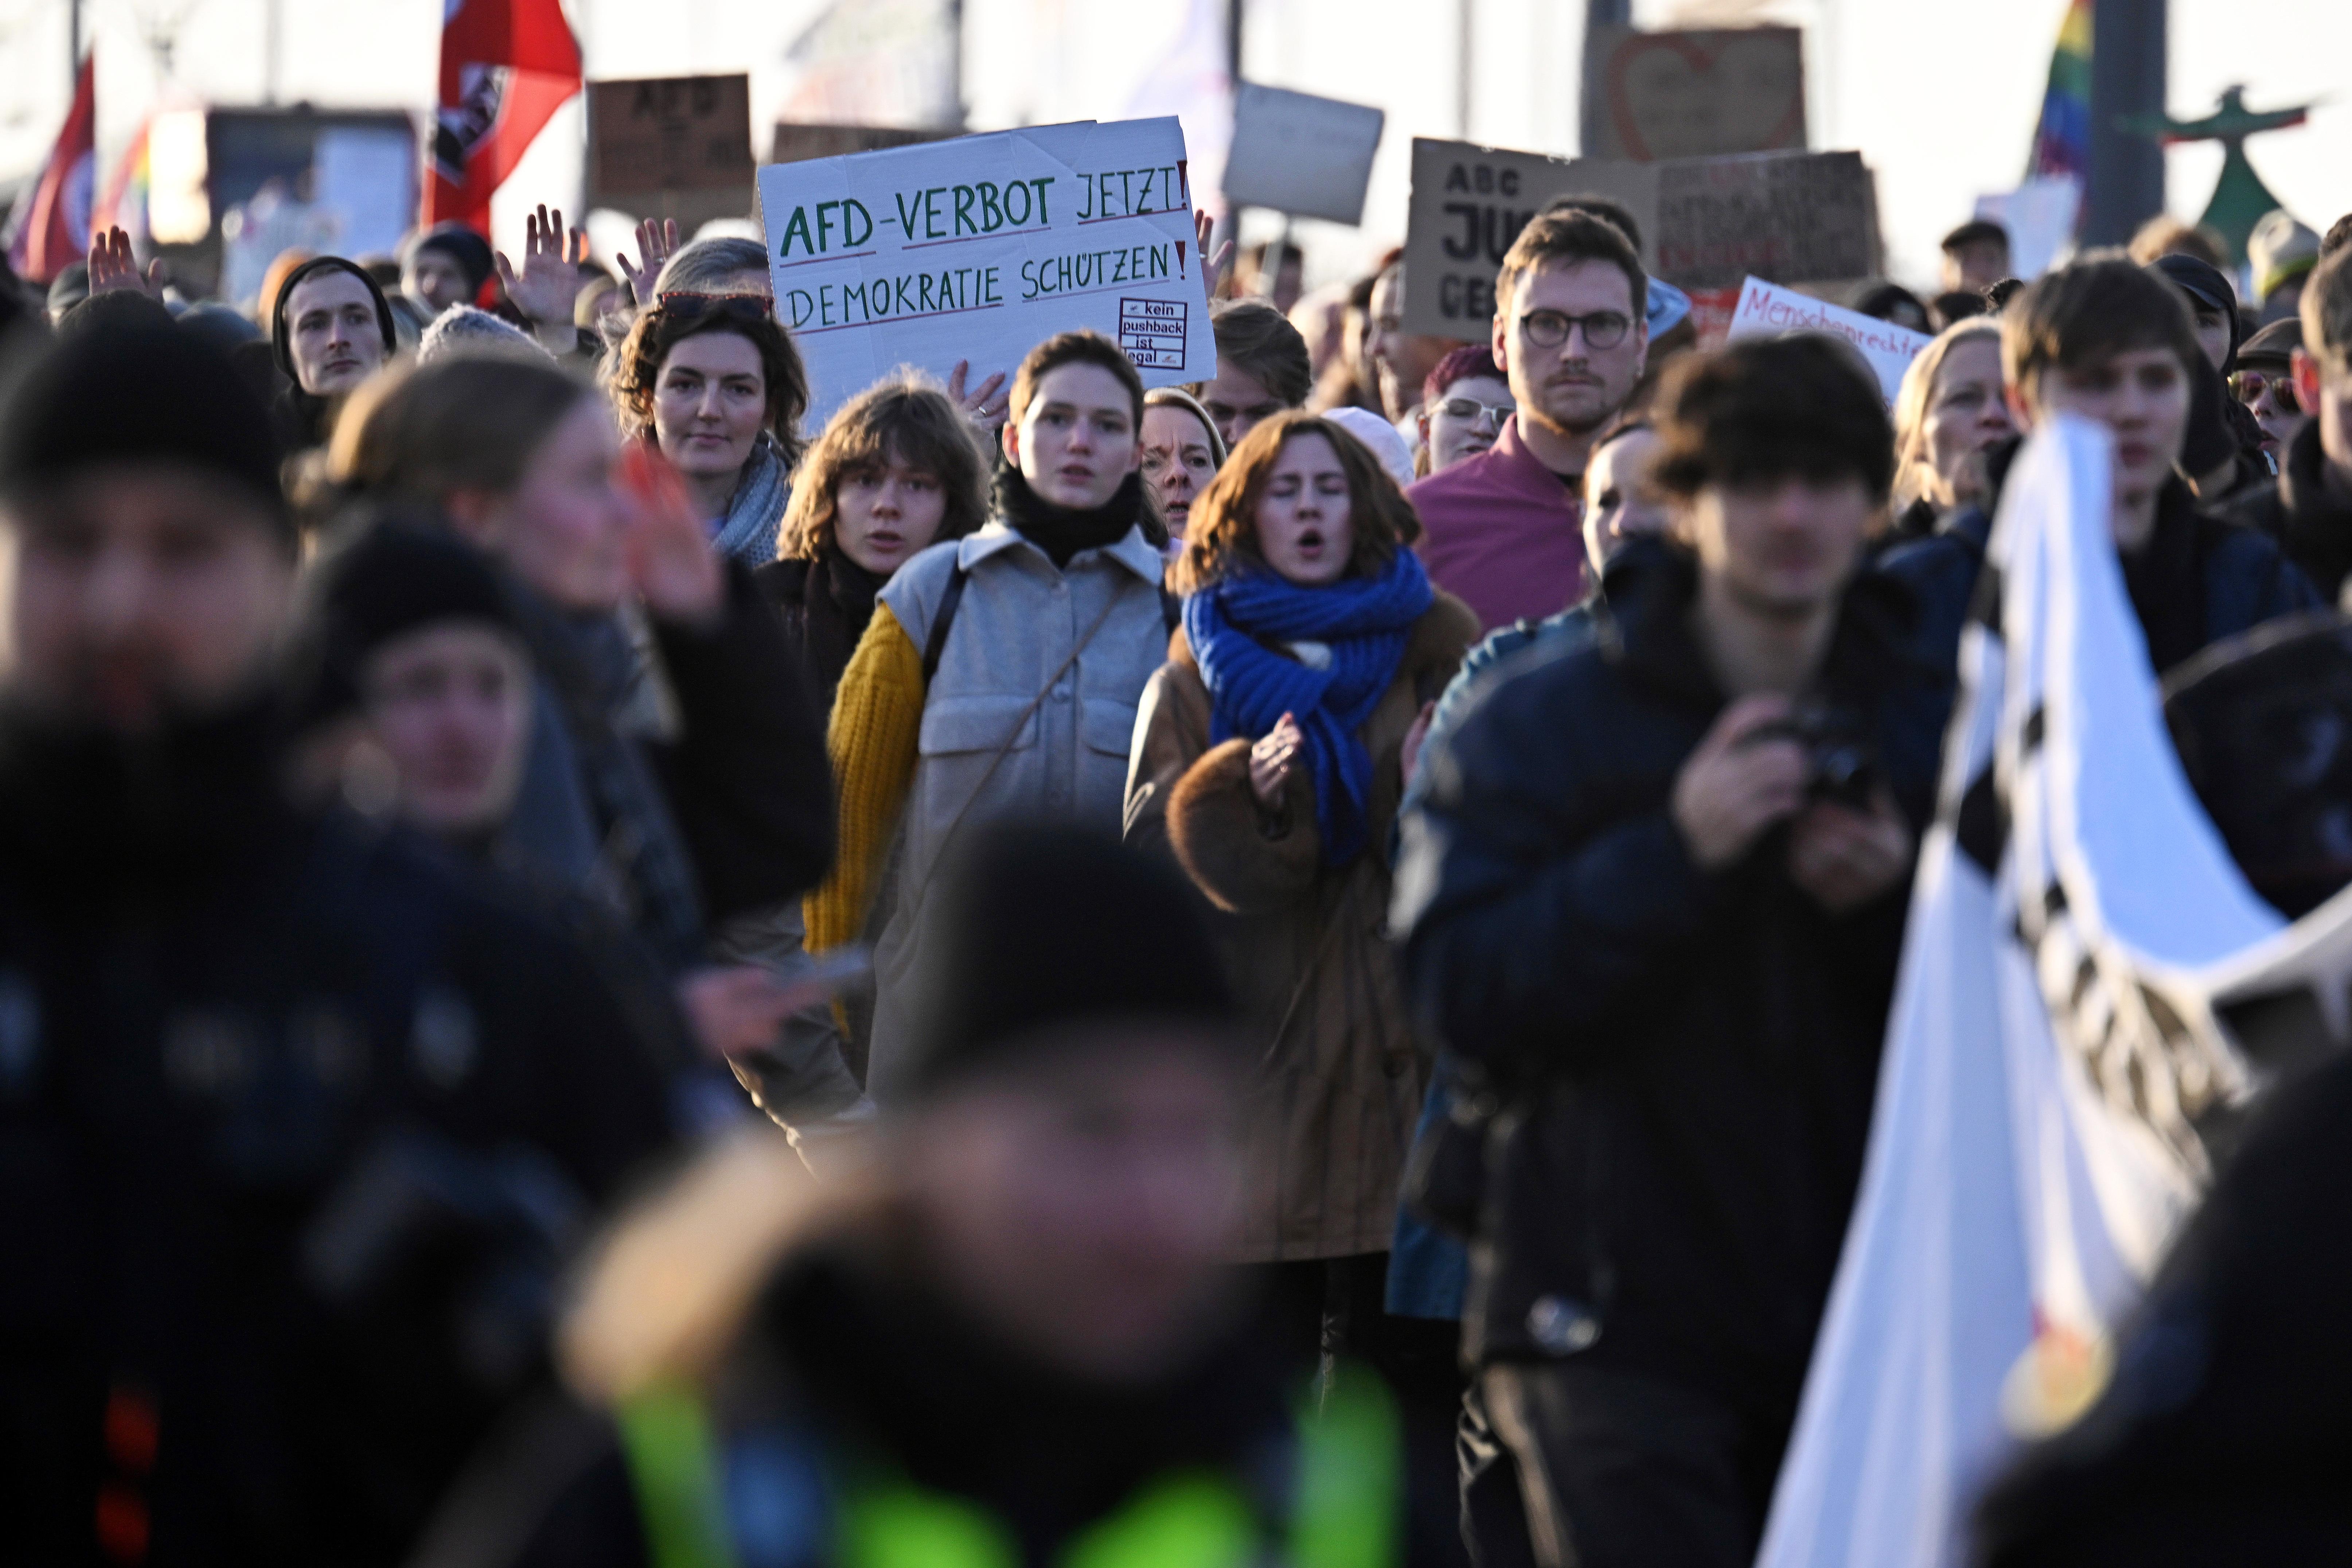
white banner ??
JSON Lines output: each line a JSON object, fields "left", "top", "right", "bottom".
{"left": 1758, "top": 414, "right": 2352, "bottom": 1568}
{"left": 758, "top": 117, "right": 1217, "bottom": 422}
{"left": 1724, "top": 274, "right": 1932, "bottom": 404}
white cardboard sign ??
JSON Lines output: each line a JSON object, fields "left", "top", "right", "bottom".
{"left": 1222, "top": 84, "right": 1385, "bottom": 225}
{"left": 757, "top": 117, "right": 1216, "bottom": 423}
{"left": 1724, "top": 275, "right": 1931, "bottom": 404}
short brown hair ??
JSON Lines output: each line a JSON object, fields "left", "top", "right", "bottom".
{"left": 776, "top": 373, "right": 990, "bottom": 562}
{"left": 1008, "top": 329, "right": 1145, "bottom": 431}
{"left": 1170, "top": 410, "right": 1421, "bottom": 594}
{"left": 1197, "top": 300, "right": 1311, "bottom": 409}
{"left": 1495, "top": 209, "right": 1646, "bottom": 323}
{"left": 611, "top": 303, "right": 811, "bottom": 470}
{"left": 2301, "top": 245, "right": 2352, "bottom": 380}
{"left": 2003, "top": 255, "right": 2201, "bottom": 409}
{"left": 1651, "top": 336, "right": 1895, "bottom": 506}
{"left": 2127, "top": 215, "right": 2228, "bottom": 271}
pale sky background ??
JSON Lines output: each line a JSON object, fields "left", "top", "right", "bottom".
{"left": 1, "top": 0, "right": 2345, "bottom": 292}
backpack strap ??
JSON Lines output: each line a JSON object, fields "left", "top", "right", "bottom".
{"left": 920, "top": 562, "right": 971, "bottom": 687}
{"left": 1159, "top": 587, "right": 1181, "bottom": 636}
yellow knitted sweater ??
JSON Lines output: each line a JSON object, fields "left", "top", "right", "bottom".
{"left": 804, "top": 603, "right": 924, "bottom": 953}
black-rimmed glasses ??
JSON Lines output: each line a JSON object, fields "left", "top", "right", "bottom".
{"left": 1517, "top": 309, "right": 1632, "bottom": 351}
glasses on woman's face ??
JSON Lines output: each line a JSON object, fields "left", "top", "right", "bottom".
{"left": 655, "top": 291, "right": 773, "bottom": 324}
{"left": 2230, "top": 369, "right": 2302, "bottom": 415}
{"left": 1517, "top": 309, "right": 1632, "bottom": 351}
{"left": 1435, "top": 395, "right": 1514, "bottom": 430}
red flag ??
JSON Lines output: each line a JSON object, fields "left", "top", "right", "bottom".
{"left": 7, "top": 53, "right": 97, "bottom": 286}
{"left": 425, "top": 0, "right": 582, "bottom": 236}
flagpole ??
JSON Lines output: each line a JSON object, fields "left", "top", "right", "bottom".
{"left": 69, "top": 0, "right": 81, "bottom": 86}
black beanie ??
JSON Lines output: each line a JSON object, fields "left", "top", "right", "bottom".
{"left": 899, "top": 821, "right": 1238, "bottom": 1097}
{"left": 2151, "top": 254, "right": 2242, "bottom": 372}
{"left": 401, "top": 222, "right": 496, "bottom": 298}
{"left": 0, "top": 319, "right": 286, "bottom": 525}
{"left": 284, "top": 511, "right": 520, "bottom": 732}
{"left": 269, "top": 256, "right": 398, "bottom": 383}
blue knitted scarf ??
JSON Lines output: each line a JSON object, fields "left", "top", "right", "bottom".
{"left": 1184, "top": 549, "right": 1433, "bottom": 866}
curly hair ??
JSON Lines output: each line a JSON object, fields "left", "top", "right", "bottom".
{"left": 775, "top": 372, "right": 991, "bottom": 563}
{"left": 609, "top": 303, "right": 811, "bottom": 470}
{"left": 1170, "top": 410, "right": 1422, "bottom": 594}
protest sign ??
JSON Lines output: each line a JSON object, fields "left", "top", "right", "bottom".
{"left": 589, "top": 74, "right": 755, "bottom": 206}
{"left": 1652, "top": 150, "right": 1881, "bottom": 291}
{"left": 1581, "top": 27, "right": 1808, "bottom": 163}
{"left": 1723, "top": 275, "right": 1929, "bottom": 403}
{"left": 1222, "top": 85, "right": 1384, "bottom": 225}
{"left": 771, "top": 123, "right": 957, "bottom": 165}
{"left": 757, "top": 117, "right": 1216, "bottom": 422}
{"left": 1975, "top": 176, "right": 2081, "bottom": 279}
{"left": 1400, "top": 137, "right": 1658, "bottom": 339}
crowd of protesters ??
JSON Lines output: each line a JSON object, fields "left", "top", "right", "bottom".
{"left": 3, "top": 157, "right": 2352, "bottom": 1568}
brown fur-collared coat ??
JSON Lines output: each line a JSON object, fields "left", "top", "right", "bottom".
{"left": 1123, "top": 592, "right": 1479, "bottom": 1262}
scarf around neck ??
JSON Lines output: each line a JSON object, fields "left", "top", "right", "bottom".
{"left": 994, "top": 464, "right": 1154, "bottom": 568}
{"left": 713, "top": 433, "right": 793, "bottom": 565}
{"left": 799, "top": 548, "right": 883, "bottom": 709}
{"left": 1183, "top": 548, "right": 1434, "bottom": 866}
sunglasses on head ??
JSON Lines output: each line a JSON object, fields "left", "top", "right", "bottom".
{"left": 655, "top": 291, "right": 773, "bottom": 323}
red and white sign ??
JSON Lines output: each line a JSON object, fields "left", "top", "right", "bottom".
{"left": 425, "top": 0, "right": 582, "bottom": 235}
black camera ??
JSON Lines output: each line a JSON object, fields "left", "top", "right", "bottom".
{"left": 1750, "top": 700, "right": 1882, "bottom": 810}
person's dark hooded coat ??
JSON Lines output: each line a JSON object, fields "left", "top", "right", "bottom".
{"left": 1394, "top": 537, "right": 1947, "bottom": 1423}
{"left": 2216, "top": 418, "right": 2352, "bottom": 605}
{"left": 269, "top": 254, "right": 398, "bottom": 451}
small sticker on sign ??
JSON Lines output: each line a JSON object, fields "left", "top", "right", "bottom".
{"left": 1119, "top": 297, "right": 1188, "bottom": 370}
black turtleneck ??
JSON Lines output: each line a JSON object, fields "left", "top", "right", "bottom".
{"left": 994, "top": 464, "right": 1158, "bottom": 568}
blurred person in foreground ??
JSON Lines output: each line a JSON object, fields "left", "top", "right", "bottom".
{"left": 1415, "top": 346, "right": 1514, "bottom": 477}
{"left": 0, "top": 321, "right": 679, "bottom": 1567}
{"left": 1140, "top": 386, "right": 1228, "bottom": 547}
{"left": 437, "top": 822, "right": 1403, "bottom": 1568}
{"left": 2218, "top": 246, "right": 2352, "bottom": 602}
{"left": 1193, "top": 299, "right": 1314, "bottom": 450}
{"left": 1889, "top": 319, "right": 2016, "bottom": 541}
{"left": 325, "top": 356, "right": 834, "bottom": 1094}
{"left": 806, "top": 331, "right": 1174, "bottom": 1102}
{"left": 1396, "top": 335, "right": 1945, "bottom": 1568}
{"left": 1409, "top": 210, "right": 1648, "bottom": 632}
{"left": 1884, "top": 257, "right": 2317, "bottom": 693}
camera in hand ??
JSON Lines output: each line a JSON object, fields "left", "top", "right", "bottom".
{"left": 1749, "top": 700, "right": 1883, "bottom": 810}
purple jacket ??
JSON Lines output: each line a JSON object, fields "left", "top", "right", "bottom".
{"left": 1407, "top": 416, "right": 1587, "bottom": 632}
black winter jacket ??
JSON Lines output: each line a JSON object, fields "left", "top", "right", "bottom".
{"left": 1394, "top": 541, "right": 1945, "bottom": 1424}
{"left": 2214, "top": 419, "right": 2352, "bottom": 606}
{"left": 1881, "top": 464, "right": 2320, "bottom": 686}
{"left": 0, "top": 701, "right": 680, "bottom": 1568}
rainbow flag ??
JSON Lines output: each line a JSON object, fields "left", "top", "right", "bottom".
{"left": 95, "top": 118, "right": 151, "bottom": 248}
{"left": 2027, "top": 0, "right": 2092, "bottom": 181}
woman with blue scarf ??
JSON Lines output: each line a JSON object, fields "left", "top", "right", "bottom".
{"left": 1126, "top": 411, "right": 1478, "bottom": 1357}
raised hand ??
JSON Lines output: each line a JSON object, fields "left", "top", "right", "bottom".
{"left": 946, "top": 359, "right": 1009, "bottom": 430}
{"left": 86, "top": 226, "right": 163, "bottom": 299}
{"left": 618, "top": 439, "right": 725, "bottom": 626}
{"left": 494, "top": 204, "right": 588, "bottom": 348}
{"left": 616, "top": 217, "right": 680, "bottom": 309}
{"left": 1194, "top": 209, "right": 1235, "bottom": 300}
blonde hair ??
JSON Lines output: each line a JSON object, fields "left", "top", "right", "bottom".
{"left": 1892, "top": 318, "right": 2004, "bottom": 510}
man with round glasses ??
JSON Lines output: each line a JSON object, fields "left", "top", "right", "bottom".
{"left": 1408, "top": 210, "right": 1650, "bottom": 631}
